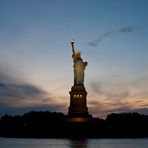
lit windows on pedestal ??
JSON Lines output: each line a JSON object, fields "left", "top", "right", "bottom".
{"left": 74, "top": 94, "right": 83, "bottom": 98}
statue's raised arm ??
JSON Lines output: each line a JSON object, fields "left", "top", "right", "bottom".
{"left": 71, "top": 40, "right": 75, "bottom": 55}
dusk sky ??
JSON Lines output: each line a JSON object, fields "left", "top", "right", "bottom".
{"left": 0, "top": 0, "right": 148, "bottom": 118}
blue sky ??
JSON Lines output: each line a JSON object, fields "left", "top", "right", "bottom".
{"left": 0, "top": 0, "right": 148, "bottom": 118}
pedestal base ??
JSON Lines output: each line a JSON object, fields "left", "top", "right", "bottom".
{"left": 68, "top": 85, "right": 91, "bottom": 122}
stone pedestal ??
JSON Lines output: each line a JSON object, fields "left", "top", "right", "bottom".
{"left": 67, "top": 86, "right": 92, "bottom": 122}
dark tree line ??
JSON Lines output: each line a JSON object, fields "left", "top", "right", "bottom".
{"left": 0, "top": 111, "right": 148, "bottom": 138}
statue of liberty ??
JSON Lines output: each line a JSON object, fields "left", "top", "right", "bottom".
{"left": 71, "top": 40, "right": 88, "bottom": 86}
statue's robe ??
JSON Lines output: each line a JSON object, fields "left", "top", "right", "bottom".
{"left": 72, "top": 54, "right": 87, "bottom": 86}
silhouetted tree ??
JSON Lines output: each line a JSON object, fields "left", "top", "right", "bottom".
{"left": 0, "top": 111, "right": 148, "bottom": 138}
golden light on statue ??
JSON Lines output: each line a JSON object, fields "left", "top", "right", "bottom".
{"left": 66, "top": 40, "right": 92, "bottom": 122}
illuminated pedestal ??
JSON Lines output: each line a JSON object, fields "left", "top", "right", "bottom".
{"left": 67, "top": 86, "right": 92, "bottom": 122}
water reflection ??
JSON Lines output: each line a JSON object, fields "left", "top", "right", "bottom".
{"left": 1, "top": 138, "right": 148, "bottom": 148}
{"left": 68, "top": 139, "right": 88, "bottom": 148}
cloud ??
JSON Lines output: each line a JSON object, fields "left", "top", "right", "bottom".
{"left": 88, "top": 80, "right": 131, "bottom": 118}
{"left": 119, "top": 26, "right": 135, "bottom": 33}
{"left": 0, "top": 71, "right": 70, "bottom": 116}
{"left": 132, "top": 108, "right": 148, "bottom": 115}
{"left": 0, "top": 80, "right": 48, "bottom": 103}
{"left": 0, "top": 73, "right": 66, "bottom": 115}
{"left": 0, "top": 82, "right": 46, "bottom": 99}
{"left": 88, "top": 99, "right": 148, "bottom": 119}
{"left": 90, "top": 81, "right": 129, "bottom": 100}
{"left": 0, "top": 103, "right": 66, "bottom": 116}
{"left": 89, "top": 31, "right": 114, "bottom": 47}
{"left": 89, "top": 26, "right": 136, "bottom": 47}
{"left": 88, "top": 77, "right": 148, "bottom": 118}
{"left": 88, "top": 100, "right": 131, "bottom": 118}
